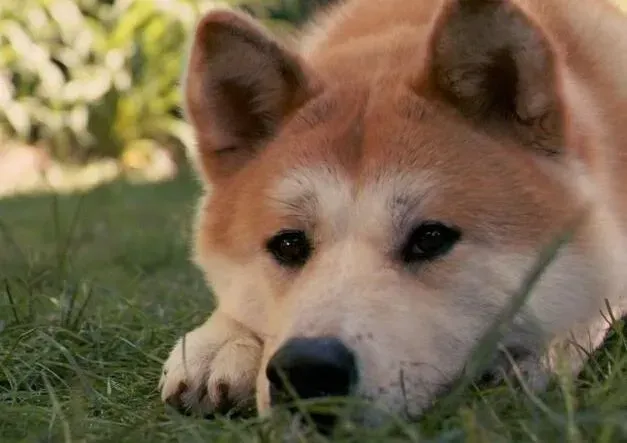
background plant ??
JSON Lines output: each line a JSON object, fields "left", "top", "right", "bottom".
{"left": 0, "top": 0, "right": 309, "bottom": 164}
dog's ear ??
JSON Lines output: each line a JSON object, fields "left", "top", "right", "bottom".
{"left": 184, "top": 9, "right": 319, "bottom": 181}
{"left": 427, "top": 0, "right": 565, "bottom": 155}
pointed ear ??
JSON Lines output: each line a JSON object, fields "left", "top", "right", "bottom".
{"left": 184, "top": 9, "right": 319, "bottom": 181}
{"left": 427, "top": 0, "right": 565, "bottom": 155}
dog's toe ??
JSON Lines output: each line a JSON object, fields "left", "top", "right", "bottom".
{"left": 159, "top": 334, "right": 261, "bottom": 417}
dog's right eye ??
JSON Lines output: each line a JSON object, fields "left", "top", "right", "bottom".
{"left": 266, "top": 230, "right": 312, "bottom": 267}
{"left": 401, "top": 221, "right": 461, "bottom": 263}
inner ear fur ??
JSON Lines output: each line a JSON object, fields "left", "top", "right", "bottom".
{"left": 427, "top": 0, "right": 566, "bottom": 155}
{"left": 184, "top": 9, "right": 319, "bottom": 181}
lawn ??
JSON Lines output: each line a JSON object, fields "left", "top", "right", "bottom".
{"left": 1, "top": 169, "right": 627, "bottom": 443}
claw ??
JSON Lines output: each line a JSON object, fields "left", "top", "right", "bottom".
{"left": 165, "top": 381, "right": 188, "bottom": 410}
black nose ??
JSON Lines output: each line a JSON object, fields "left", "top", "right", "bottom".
{"left": 266, "top": 337, "right": 357, "bottom": 431}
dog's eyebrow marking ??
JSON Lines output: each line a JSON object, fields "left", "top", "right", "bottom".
{"left": 269, "top": 190, "right": 319, "bottom": 227}
{"left": 376, "top": 172, "right": 438, "bottom": 233}
{"left": 389, "top": 193, "right": 430, "bottom": 231}
{"left": 389, "top": 195, "right": 418, "bottom": 230}
{"left": 268, "top": 166, "right": 351, "bottom": 229}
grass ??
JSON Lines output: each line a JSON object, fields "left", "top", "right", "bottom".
{"left": 1, "top": 168, "right": 627, "bottom": 443}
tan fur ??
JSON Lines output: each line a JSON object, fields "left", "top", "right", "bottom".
{"left": 159, "top": 0, "right": 627, "bottom": 425}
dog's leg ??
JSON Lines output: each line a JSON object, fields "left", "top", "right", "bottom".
{"left": 159, "top": 310, "right": 262, "bottom": 416}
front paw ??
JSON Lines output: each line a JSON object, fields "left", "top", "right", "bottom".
{"left": 477, "top": 346, "right": 550, "bottom": 392}
{"left": 159, "top": 320, "right": 263, "bottom": 416}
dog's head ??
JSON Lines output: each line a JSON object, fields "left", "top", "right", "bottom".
{"left": 184, "top": 0, "right": 613, "bottom": 427}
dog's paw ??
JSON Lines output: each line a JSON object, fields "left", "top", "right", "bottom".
{"left": 159, "top": 317, "right": 262, "bottom": 416}
{"left": 478, "top": 347, "right": 550, "bottom": 392}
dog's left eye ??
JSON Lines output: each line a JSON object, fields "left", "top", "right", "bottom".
{"left": 401, "top": 221, "right": 461, "bottom": 263}
{"left": 266, "top": 230, "right": 312, "bottom": 267}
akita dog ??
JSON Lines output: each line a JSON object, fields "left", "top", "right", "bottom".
{"left": 159, "top": 0, "right": 627, "bottom": 430}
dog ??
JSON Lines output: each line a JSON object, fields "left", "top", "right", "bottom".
{"left": 158, "top": 0, "right": 627, "bottom": 430}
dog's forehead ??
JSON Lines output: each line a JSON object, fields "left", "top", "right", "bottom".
{"left": 269, "top": 165, "right": 438, "bottom": 236}
{"left": 267, "top": 90, "right": 447, "bottom": 215}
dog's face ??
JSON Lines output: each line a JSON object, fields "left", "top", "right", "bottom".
{"left": 184, "top": 1, "right": 609, "bottom": 424}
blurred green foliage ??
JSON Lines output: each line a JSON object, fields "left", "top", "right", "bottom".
{"left": 0, "top": 0, "right": 308, "bottom": 163}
